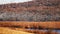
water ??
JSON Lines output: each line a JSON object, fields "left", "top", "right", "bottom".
{"left": 27, "top": 29, "right": 60, "bottom": 34}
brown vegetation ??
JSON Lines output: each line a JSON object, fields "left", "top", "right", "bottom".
{"left": 0, "top": 0, "right": 60, "bottom": 21}
{"left": 0, "top": 21, "right": 60, "bottom": 29}
{"left": 0, "top": 21, "right": 60, "bottom": 34}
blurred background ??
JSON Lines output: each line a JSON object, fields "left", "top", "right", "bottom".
{"left": 0, "top": 0, "right": 32, "bottom": 4}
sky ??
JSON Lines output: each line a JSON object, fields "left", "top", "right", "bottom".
{"left": 0, "top": 0, "right": 32, "bottom": 4}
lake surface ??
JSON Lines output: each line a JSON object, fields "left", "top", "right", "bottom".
{"left": 27, "top": 29, "right": 60, "bottom": 34}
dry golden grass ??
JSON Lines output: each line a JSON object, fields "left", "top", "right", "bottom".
{"left": 0, "top": 27, "right": 58, "bottom": 34}
{"left": 0, "top": 27, "right": 34, "bottom": 34}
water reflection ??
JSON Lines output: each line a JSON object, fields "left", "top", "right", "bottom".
{"left": 27, "top": 29, "right": 60, "bottom": 34}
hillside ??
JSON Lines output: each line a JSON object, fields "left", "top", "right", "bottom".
{"left": 0, "top": 0, "right": 60, "bottom": 21}
{"left": 0, "top": 0, "right": 60, "bottom": 34}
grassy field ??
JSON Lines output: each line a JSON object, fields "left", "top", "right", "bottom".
{"left": 0, "top": 27, "right": 34, "bottom": 34}
{"left": 0, "top": 27, "right": 58, "bottom": 34}
{"left": 0, "top": 21, "right": 60, "bottom": 34}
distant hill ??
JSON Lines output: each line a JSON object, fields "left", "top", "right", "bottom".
{"left": 0, "top": 0, "right": 60, "bottom": 21}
